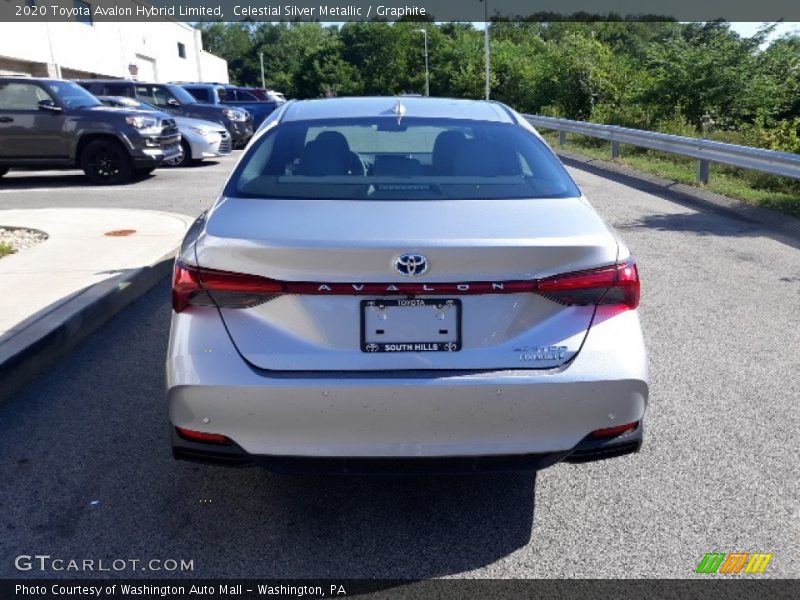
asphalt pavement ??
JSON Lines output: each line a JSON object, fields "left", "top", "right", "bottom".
{"left": 0, "top": 158, "right": 231, "bottom": 216}
{"left": 0, "top": 155, "right": 798, "bottom": 579}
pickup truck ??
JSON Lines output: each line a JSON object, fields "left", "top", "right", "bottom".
{"left": 76, "top": 80, "right": 253, "bottom": 148}
{"left": 0, "top": 77, "right": 181, "bottom": 184}
{"left": 176, "top": 83, "right": 281, "bottom": 129}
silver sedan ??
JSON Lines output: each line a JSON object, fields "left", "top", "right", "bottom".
{"left": 163, "top": 115, "right": 231, "bottom": 167}
{"left": 96, "top": 96, "right": 231, "bottom": 167}
{"left": 167, "top": 97, "right": 648, "bottom": 473}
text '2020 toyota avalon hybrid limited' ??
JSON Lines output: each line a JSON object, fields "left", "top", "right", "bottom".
{"left": 167, "top": 97, "right": 648, "bottom": 472}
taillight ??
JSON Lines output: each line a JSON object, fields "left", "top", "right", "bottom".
{"left": 537, "top": 260, "right": 640, "bottom": 309}
{"left": 591, "top": 421, "right": 640, "bottom": 439}
{"left": 172, "top": 259, "right": 640, "bottom": 311}
{"left": 172, "top": 260, "right": 283, "bottom": 312}
{"left": 175, "top": 427, "right": 230, "bottom": 445}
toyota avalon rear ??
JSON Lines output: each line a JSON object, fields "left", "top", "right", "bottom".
{"left": 166, "top": 97, "right": 648, "bottom": 472}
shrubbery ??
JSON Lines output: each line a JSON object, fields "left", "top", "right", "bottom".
{"left": 200, "top": 20, "right": 800, "bottom": 155}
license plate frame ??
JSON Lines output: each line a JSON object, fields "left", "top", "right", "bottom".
{"left": 360, "top": 298, "right": 462, "bottom": 353}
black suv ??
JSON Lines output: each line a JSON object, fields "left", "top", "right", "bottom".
{"left": 76, "top": 80, "right": 253, "bottom": 148}
{"left": 0, "top": 77, "right": 181, "bottom": 184}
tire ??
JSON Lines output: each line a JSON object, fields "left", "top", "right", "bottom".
{"left": 164, "top": 140, "right": 192, "bottom": 168}
{"left": 0, "top": 167, "right": 8, "bottom": 178}
{"left": 80, "top": 139, "right": 133, "bottom": 185}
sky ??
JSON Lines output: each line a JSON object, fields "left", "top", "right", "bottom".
{"left": 728, "top": 21, "right": 799, "bottom": 41}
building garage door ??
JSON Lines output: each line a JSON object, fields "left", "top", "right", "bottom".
{"left": 134, "top": 54, "right": 156, "bottom": 82}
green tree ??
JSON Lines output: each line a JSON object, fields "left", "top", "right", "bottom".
{"left": 252, "top": 23, "right": 339, "bottom": 97}
{"left": 196, "top": 19, "right": 800, "bottom": 150}
{"left": 339, "top": 22, "right": 424, "bottom": 95}
{"left": 431, "top": 26, "right": 485, "bottom": 99}
{"left": 197, "top": 22, "right": 255, "bottom": 85}
{"left": 535, "top": 34, "right": 624, "bottom": 119}
{"left": 640, "top": 22, "right": 761, "bottom": 127}
{"left": 294, "top": 37, "right": 361, "bottom": 98}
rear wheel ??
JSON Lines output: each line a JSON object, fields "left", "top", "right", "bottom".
{"left": 0, "top": 167, "right": 9, "bottom": 178}
{"left": 164, "top": 140, "right": 192, "bottom": 168}
{"left": 80, "top": 139, "right": 132, "bottom": 185}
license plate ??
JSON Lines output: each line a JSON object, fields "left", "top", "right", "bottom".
{"left": 361, "top": 299, "right": 461, "bottom": 353}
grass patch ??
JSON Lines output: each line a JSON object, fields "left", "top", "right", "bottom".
{"left": 540, "top": 130, "right": 800, "bottom": 219}
{"left": 0, "top": 241, "right": 15, "bottom": 258}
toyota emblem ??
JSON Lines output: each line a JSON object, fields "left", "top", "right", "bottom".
{"left": 394, "top": 253, "right": 429, "bottom": 276}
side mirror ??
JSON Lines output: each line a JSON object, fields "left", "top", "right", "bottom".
{"left": 38, "top": 99, "right": 62, "bottom": 113}
{"left": 167, "top": 98, "right": 180, "bottom": 107}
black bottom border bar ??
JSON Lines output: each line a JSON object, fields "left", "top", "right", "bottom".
{"left": 2, "top": 579, "right": 798, "bottom": 600}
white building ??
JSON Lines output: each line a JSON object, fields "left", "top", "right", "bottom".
{"left": 0, "top": 2, "right": 228, "bottom": 83}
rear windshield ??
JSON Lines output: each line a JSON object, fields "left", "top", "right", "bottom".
{"left": 225, "top": 117, "right": 580, "bottom": 200}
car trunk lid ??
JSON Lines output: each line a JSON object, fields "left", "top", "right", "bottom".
{"left": 192, "top": 196, "right": 620, "bottom": 371}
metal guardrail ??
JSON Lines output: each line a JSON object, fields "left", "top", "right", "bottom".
{"left": 523, "top": 114, "right": 800, "bottom": 185}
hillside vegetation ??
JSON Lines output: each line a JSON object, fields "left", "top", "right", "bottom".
{"left": 200, "top": 21, "right": 800, "bottom": 213}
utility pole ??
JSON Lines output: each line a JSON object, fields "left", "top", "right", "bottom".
{"left": 259, "top": 51, "right": 265, "bottom": 90}
{"left": 417, "top": 29, "right": 430, "bottom": 96}
{"left": 483, "top": 0, "right": 490, "bottom": 100}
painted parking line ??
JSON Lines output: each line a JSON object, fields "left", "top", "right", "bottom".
{"left": 0, "top": 187, "right": 180, "bottom": 194}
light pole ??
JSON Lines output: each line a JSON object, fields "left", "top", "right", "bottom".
{"left": 259, "top": 51, "right": 265, "bottom": 90}
{"left": 416, "top": 28, "right": 430, "bottom": 96}
{"left": 482, "top": 0, "right": 490, "bottom": 100}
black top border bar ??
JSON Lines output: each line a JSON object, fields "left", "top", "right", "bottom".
{"left": 2, "top": 0, "right": 800, "bottom": 22}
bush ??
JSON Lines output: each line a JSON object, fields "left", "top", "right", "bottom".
{"left": 654, "top": 110, "right": 699, "bottom": 138}
{"left": 754, "top": 118, "right": 800, "bottom": 154}
{"left": 589, "top": 102, "right": 651, "bottom": 129}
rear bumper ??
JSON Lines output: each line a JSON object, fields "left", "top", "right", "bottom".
{"left": 167, "top": 306, "right": 648, "bottom": 465}
{"left": 171, "top": 425, "right": 643, "bottom": 473}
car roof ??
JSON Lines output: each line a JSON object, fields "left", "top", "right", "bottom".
{"left": 0, "top": 77, "right": 75, "bottom": 84}
{"left": 78, "top": 80, "right": 175, "bottom": 86}
{"left": 281, "top": 97, "right": 517, "bottom": 124}
{"left": 172, "top": 82, "right": 231, "bottom": 88}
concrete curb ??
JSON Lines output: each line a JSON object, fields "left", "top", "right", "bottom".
{"left": 556, "top": 148, "right": 800, "bottom": 245}
{"left": 0, "top": 251, "right": 174, "bottom": 405}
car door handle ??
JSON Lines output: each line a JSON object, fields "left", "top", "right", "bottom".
{"left": 0, "top": 117, "right": 13, "bottom": 123}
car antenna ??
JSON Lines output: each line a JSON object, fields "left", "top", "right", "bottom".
{"left": 393, "top": 99, "right": 406, "bottom": 124}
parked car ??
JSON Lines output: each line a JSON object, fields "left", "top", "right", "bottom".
{"left": 241, "top": 87, "right": 286, "bottom": 104}
{"left": 261, "top": 89, "right": 287, "bottom": 104}
{"left": 0, "top": 77, "right": 181, "bottom": 184}
{"left": 75, "top": 80, "right": 252, "bottom": 148}
{"left": 167, "top": 97, "right": 649, "bottom": 472}
{"left": 97, "top": 96, "right": 232, "bottom": 167}
{"left": 176, "top": 83, "right": 280, "bottom": 129}
{"left": 192, "top": 83, "right": 287, "bottom": 104}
